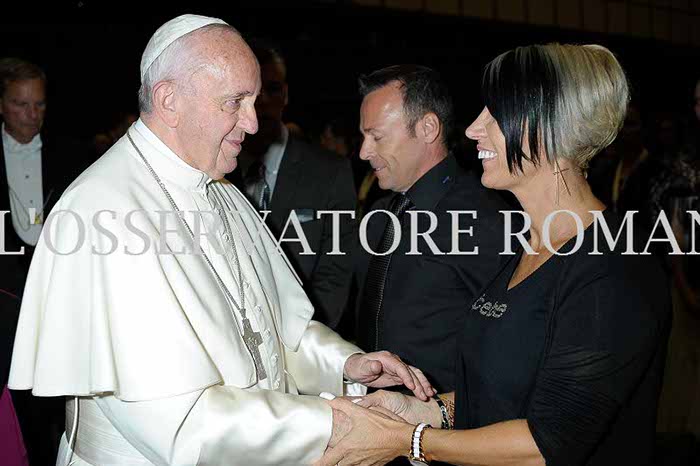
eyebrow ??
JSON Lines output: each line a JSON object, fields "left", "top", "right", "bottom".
{"left": 11, "top": 98, "right": 45, "bottom": 104}
{"left": 223, "top": 91, "right": 255, "bottom": 100}
{"left": 361, "top": 127, "right": 381, "bottom": 135}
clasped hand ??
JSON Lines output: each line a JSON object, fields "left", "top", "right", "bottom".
{"left": 315, "top": 390, "right": 443, "bottom": 466}
{"left": 342, "top": 351, "right": 434, "bottom": 401}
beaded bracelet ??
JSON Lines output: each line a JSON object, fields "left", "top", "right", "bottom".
{"left": 433, "top": 394, "right": 452, "bottom": 430}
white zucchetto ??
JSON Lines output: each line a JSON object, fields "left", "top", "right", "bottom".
{"left": 140, "top": 14, "right": 228, "bottom": 81}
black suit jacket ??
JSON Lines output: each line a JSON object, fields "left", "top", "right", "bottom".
{"left": 356, "top": 156, "right": 511, "bottom": 392}
{"left": 0, "top": 131, "right": 89, "bottom": 296}
{"left": 0, "top": 129, "right": 90, "bottom": 466}
{"left": 230, "top": 137, "right": 358, "bottom": 328}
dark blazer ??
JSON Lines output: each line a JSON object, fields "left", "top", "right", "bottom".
{"left": 356, "top": 155, "right": 511, "bottom": 392}
{"left": 231, "top": 137, "right": 358, "bottom": 329}
{"left": 0, "top": 131, "right": 88, "bottom": 296}
{"left": 0, "top": 130, "right": 86, "bottom": 466}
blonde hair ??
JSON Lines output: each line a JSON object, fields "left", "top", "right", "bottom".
{"left": 549, "top": 44, "right": 629, "bottom": 168}
{"left": 483, "top": 43, "right": 629, "bottom": 172}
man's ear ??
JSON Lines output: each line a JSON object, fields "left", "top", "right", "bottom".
{"left": 283, "top": 83, "right": 289, "bottom": 108}
{"left": 151, "top": 81, "right": 179, "bottom": 128}
{"left": 420, "top": 112, "right": 441, "bottom": 145}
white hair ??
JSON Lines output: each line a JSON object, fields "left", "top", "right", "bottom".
{"left": 138, "top": 24, "right": 239, "bottom": 114}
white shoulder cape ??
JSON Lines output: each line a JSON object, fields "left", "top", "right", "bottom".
{"left": 8, "top": 128, "right": 314, "bottom": 401}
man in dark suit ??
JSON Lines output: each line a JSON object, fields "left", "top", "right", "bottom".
{"left": 355, "top": 65, "right": 509, "bottom": 394}
{"left": 228, "top": 44, "right": 357, "bottom": 330}
{"left": 0, "top": 58, "right": 86, "bottom": 297}
{"left": 0, "top": 57, "right": 86, "bottom": 466}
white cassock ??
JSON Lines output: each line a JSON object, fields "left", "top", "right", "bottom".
{"left": 8, "top": 119, "right": 365, "bottom": 466}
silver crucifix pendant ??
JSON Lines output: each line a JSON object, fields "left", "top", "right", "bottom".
{"left": 242, "top": 317, "right": 267, "bottom": 380}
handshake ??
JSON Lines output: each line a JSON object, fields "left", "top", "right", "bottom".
{"left": 317, "top": 352, "right": 451, "bottom": 466}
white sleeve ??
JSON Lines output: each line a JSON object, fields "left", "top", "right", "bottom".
{"left": 284, "top": 320, "right": 367, "bottom": 396}
{"left": 95, "top": 385, "right": 332, "bottom": 466}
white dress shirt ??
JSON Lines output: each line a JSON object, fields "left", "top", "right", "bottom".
{"left": 2, "top": 123, "right": 44, "bottom": 246}
{"left": 242, "top": 124, "right": 288, "bottom": 202}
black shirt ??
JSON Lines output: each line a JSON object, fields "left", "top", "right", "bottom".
{"left": 455, "top": 210, "right": 671, "bottom": 465}
{"left": 356, "top": 155, "right": 511, "bottom": 392}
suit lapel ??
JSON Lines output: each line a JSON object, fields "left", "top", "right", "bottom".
{"left": 41, "top": 142, "right": 51, "bottom": 202}
{"left": 0, "top": 143, "right": 10, "bottom": 212}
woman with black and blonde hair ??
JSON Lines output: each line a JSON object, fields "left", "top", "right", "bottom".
{"left": 315, "top": 44, "right": 671, "bottom": 466}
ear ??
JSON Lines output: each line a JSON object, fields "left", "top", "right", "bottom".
{"left": 419, "top": 112, "right": 441, "bottom": 145}
{"left": 282, "top": 82, "right": 289, "bottom": 108}
{"left": 151, "top": 81, "right": 179, "bottom": 128}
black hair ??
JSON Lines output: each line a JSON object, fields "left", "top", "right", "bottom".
{"left": 482, "top": 46, "right": 560, "bottom": 174}
{"left": 358, "top": 64, "right": 453, "bottom": 147}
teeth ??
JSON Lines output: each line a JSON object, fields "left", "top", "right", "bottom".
{"left": 478, "top": 150, "right": 497, "bottom": 160}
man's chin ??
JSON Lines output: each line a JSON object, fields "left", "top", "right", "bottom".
{"left": 219, "top": 156, "right": 239, "bottom": 177}
{"left": 11, "top": 130, "right": 40, "bottom": 144}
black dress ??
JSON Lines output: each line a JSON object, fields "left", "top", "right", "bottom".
{"left": 454, "top": 211, "right": 671, "bottom": 466}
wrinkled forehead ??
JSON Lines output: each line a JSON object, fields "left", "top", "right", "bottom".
{"left": 190, "top": 33, "right": 261, "bottom": 92}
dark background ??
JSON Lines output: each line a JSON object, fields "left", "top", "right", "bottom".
{"left": 1, "top": 0, "right": 698, "bottom": 158}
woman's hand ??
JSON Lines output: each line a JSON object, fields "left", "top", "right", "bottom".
{"left": 314, "top": 397, "right": 414, "bottom": 466}
{"left": 356, "top": 390, "right": 443, "bottom": 427}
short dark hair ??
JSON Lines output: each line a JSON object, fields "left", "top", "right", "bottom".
{"left": 0, "top": 58, "right": 46, "bottom": 97}
{"left": 358, "top": 65, "right": 453, "bottom": 146}
{"left": 482, "top": 44, "right": 628, "bottom": 173}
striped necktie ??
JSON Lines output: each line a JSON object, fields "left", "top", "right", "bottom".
{"left": 358, "top": 193, "right": 413, "bottom": 351}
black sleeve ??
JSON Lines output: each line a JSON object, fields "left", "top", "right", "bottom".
{"left": 307, "top": 157, "right": 358, "bottom": 329}
{"left": 525, "top": 265, "right": 664, "bottom": 466}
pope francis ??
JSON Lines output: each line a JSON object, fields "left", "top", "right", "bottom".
{"left": 8, "top": 14, "right": 432, "bottom": 466}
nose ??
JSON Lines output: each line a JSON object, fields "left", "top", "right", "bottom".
{"left": 465, "top": 106, "right": 489, "bottom": 141}
{"left": 240, "top": 103, "right": 258, "bottom": 135}
{"left": 27, "top": 104, "right": 41, "bottom": 121}
{"left": 358, "top": 138, "right": 373, "bottom": 161}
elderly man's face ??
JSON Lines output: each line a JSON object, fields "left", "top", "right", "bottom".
{"left": 0, "top": 78, "right": 46, "bottom": 144}
{"left": 174, "top": 34, "right": 260, "bottom": 180}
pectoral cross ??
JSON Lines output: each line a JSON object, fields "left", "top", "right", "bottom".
{"left": 242, "top": 316, "right": 267, "bottom": 380}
